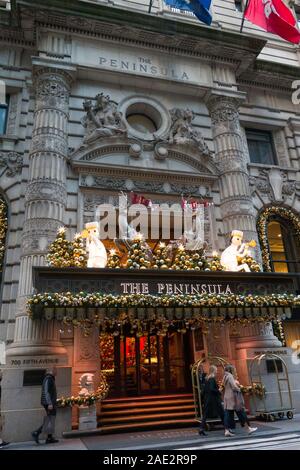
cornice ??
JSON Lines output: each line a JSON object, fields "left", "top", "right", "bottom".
{"left": 11, "top": 0, "right": 265, "bottom": 68}
{"left": 72, "top": 162, "right": 218, "bottom": 185}
{"left": 238, "top": 60, "right": 300, "bottom": 92}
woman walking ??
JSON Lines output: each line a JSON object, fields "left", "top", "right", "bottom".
{"left": 199, "top": 365, "right": 224, "bottom": 436}
{"left": 223, "top": 364, "right": 257, "bottom": 437}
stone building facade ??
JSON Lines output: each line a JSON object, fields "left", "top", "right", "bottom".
{"left": 0, "top": 0, "right": 300, "bottom": 441}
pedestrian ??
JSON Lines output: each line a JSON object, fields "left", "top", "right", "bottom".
{"left": 222, "top": 364, "right": 257, "bottom": 437}
{"left": 199, "top": 365, "right": 224, "bottom": 436}
{"left": 0, "top": 370, "right": 9, "bottom": 449}
{"left": 32, "top": 366, "right": 59, "bottom": 444}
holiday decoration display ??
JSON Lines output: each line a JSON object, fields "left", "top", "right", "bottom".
{"left": 125, "top": 234, "right": 152, "bottom": 269}
{"left": 47, "top": 227, "right": 74, "bottom": 267}
{"left": 56, "top": 372, "right": 109, "bottom": 407}
{"left": 220, "top": 230, "right": 256, "bottom": 272}
{"left": 170, "top": 244, "right": 208, "bottom": 271}
{"left": 219, "top": 381, "right": 265, "bottom": 398}
{"left": 152, "top": 242, "right": 172, "bottom": 269}
{"left": 273, "top": 319, "right": 286, "bottom": 346}
{"left": 206, "top": 252, "right": 223, "bottom": 271}
{"left": 28, "top": 291, "right": 298, "bottom": 338}
{"left": 238, "top": 254, "right": 261, "bottom": 273}
{"left": 0, "top": 196, "right": 8, "bottom": 271}
{"left": 72, "top": 233, "right": 88, "bottom": 268}
{"left": 100, "top": 334, "right": 115, "bottom": 370}
{"left": 257, "top": 206, "right": 300, "bottom": 271}
{"left": 81, "top": 221, "right": 107, "bottom": 268}
{"left": 107, "top": 248, "right": 121, "bottom": 268}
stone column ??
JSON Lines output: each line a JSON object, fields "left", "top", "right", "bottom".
{"left": 206, "top": 90, "right": 285, "bottom": 399}
{"left": 205, "top": 90, "right": 260, "bottom": 251}
{"left": 6, "top": 66, "right": 75, "bottom": 361}
{"left": 2, "top": 66, "right": 75, "bottom": 441}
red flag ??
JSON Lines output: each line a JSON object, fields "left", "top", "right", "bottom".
{"left": 245, "top": 0, "right": 300, "bottom": 44}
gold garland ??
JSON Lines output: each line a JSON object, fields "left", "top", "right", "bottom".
{"left": 57, "top": 372, "right": 109, "bottom": 407}
{"left": 257, "top": 206, "right": 300, "bottom": 272}
{"left": 27, "top": 292, "right": 299, "bottom": 336}
{"left": 0, "top": 196, "right": 8, "bottom": 271}
{"left": 28, "top": 292, "right": 298, "bottom": 311}
{"left": 219, "top": 382, "right": 265, "bottom": 398}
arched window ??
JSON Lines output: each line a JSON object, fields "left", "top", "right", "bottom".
{"left": 267, "top": 219, "right": 297, "bottom": 272}
{"left": 0, "top": 195, "right": 8, "bottom": 284}
{"left": 257, "top": 206, "right": 300, "bottom": 273}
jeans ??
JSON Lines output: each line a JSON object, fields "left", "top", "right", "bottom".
{"left": 36, "top": 405, "right": 56, "bottom": 436}
{"left": 224, "top": 409, "right": 250, "bottom": 429}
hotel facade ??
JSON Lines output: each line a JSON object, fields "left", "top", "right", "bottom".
{"left": 0, "top": 0, "right": 300, "bottom": 441}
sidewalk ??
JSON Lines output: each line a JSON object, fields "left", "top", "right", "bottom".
{"left": 2, "top": 414, "right": 300, "bottom": 450}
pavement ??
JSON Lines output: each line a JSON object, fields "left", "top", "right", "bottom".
{"left": 1, "top": 413, "right": 300, "bottom": 450}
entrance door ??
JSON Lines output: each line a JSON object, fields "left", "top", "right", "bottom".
{"left": 100, "top": 331, "right": 193, "bottom": 397}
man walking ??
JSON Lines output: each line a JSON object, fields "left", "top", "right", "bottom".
{"left": 32, "top": 366, "right": 59, "bottom": 444}
{"left": 0, "top": 370, "right": 9, "bottom": 449}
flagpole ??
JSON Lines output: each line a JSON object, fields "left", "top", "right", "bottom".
{"left": 148, "top": 0, "right": 154, "bottom": 13}
{"left": 240, "top": 0, "right": 250, "bottom": 33}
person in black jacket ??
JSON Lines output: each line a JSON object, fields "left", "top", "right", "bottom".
{"left": 32, "top": 366, "right": 59, "bottom": 444}
{"left": 0, "top": 370, "right": 9, "bottom": 448}
{"left": 199, "top": 365, "right": 224, "bottom": 436}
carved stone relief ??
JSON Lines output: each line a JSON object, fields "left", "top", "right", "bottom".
{"left": 25, "top": 179, "right": 67, "bottom": 204}
{"left": 250, "top": 167, "right": 298, "bottom": 203}
{"left": 0, "top": 151, "right": 23, "bottom": 177}
{"left": 168, "top": 108, "right": 212, "bottom": 156}
{"left": 81, "top": 93, "right": 127, "bottom": 145}
{"left": 80, "top": 174, "right": 212, "bottom": 196}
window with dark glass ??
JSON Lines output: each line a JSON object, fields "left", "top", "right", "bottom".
{"left": 235, "top": 0, "right": 243, "bottom": 12}
{"left": 267, "top": 220, "right": 299, "bottom": 273}
{"left": 296, "top": 7, "right": 300, "bottom": 28}
{"left": 0, "top": 95, "right": 9, "bottom": 135}
{"left": 246, "top": 129, "right": 277, "bottom": 165}
{"left": 127, "top": 114, "right": 157, "bottom": 134}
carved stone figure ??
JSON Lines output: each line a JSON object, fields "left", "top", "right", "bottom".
{"left": 220, "top": 230, "right": 251, "bottom": 272}
{"left": 81, "top": 93, "right": 127, "bottom": 144}
{"left": 0, "top": 151, "right": 23, "bottom": 177}
{"left": 168, "top": 108, "right": 211, "bottom": 156}
{"left": 78, "top": 373, "right": 95, "bottom": 396}
{"left": 81, "top": 221, "right": 107, "bottom": 268}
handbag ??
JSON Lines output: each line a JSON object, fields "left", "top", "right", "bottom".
{"left": 234, "top": 390, "right": 245, "bottom": 411}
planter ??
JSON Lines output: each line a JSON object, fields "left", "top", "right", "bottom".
{"left": 77, "top": 308, "right": 86, "bottom": 320}
{"left": 137, "top": 307, "right": 145, "bottom": 319}
{"left": 55, "top": 307, "right": 65, "bottom": 320}
{"left": 65, "top": 307, "right": 75, "bottom": 320}
{"left": 87, "top": 307, "right": 97, "bottom": 320}
{"left": 166, "top": 307, "right": 174, "bottom": 320}
{"left": 44, "top": 307, "right": 54, "bottom": 320}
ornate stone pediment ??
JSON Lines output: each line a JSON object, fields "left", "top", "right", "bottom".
{"left": 72, "top": 92, "right": 217, "bottom": 176}
{"left": 71, "top": 138, "right": 218, "bottom": 176}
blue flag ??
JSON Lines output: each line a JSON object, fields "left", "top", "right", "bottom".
{"left": 164, "top": 0, "right": 212, "bottom": 25}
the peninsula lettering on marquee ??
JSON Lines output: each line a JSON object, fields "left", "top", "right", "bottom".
{"left": 120, "top": 282, "right": 233, "bottom": 295}
{"left": 99, "top": 55, "right": 190, "bottom": 81}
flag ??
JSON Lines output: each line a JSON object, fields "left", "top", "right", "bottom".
{"left": 164, "top": 0, "right": 212, "bottom": 25}
{"left": 244, "top": 0, "right": 300, "bottom": 44}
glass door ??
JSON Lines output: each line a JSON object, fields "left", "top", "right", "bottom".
{"left": 139, "top": 334, "right": 161, "bottom": 394}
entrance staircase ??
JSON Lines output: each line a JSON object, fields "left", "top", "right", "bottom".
{"left": 97, "top": 393, "right": 195, "bottom": 434}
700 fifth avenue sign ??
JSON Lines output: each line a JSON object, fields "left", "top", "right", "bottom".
{"left": 32, "top": 268, "right": 296, "bottom": 297}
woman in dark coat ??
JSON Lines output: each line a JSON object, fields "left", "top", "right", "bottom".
{"left": 199, "top": 365, "right": 224, "bottom": 435}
